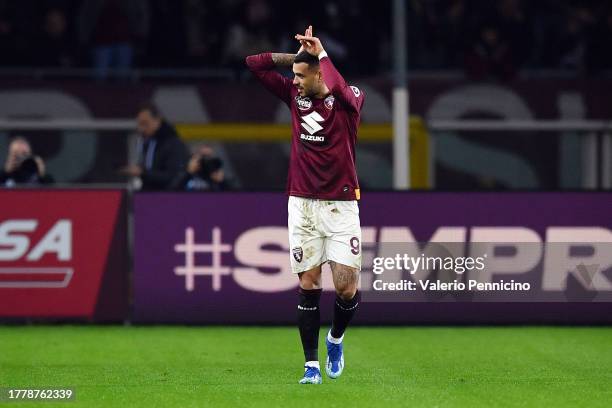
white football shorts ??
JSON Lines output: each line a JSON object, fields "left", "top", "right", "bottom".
{"left": 288, "top": 195, "right": 362, "bottom": 274}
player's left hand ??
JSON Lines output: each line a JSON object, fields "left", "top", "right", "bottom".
{"left": 295, "top": 33, "right": 324, "bottom": 57}
{"left": 297, "top": 25, "right": 313, "bottom": 53}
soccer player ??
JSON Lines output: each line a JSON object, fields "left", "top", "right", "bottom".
{"left": 246, "top": 26, "right": 364, "bottom": 384}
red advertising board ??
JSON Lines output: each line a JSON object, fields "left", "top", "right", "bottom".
{"left": 0, "top": 190, "right": 127, "bottom": 320}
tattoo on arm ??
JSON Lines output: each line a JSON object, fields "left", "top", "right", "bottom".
{"left": 271, "top": 53, "right": 295, "bottom": 66}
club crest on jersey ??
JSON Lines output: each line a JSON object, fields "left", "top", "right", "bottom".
{"left": 295, "top": 96, "right": 312, "bottom": 111}
{"left": 292, "top": 247, "right": 303, "bottom": 263}
{"left": 324, "top": 95, "right": 335, "bottom": 110}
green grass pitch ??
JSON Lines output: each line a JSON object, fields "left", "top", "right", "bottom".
{"left": 0, "top": 326, "right": 611, "bottom": 407}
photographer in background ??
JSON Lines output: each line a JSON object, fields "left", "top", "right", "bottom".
{"left": 0, "top": 137, "right": 54, "bottom": 187}
{"left": 173, "top": 145, "right": 230, "bottom": 191}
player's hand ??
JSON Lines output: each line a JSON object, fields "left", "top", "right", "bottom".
{"left": 297, "top": 25, "right": 313, "bottom": 53}
{"left": 295, "top": 32, "right": 324, "bottom": 57}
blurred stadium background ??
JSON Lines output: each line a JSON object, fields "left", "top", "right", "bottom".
{"left": 0, "top": 0, "right": 611, "bottom": 406}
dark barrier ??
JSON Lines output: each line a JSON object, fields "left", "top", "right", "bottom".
{"left": 133, "top": 192, "right": 612, "bottom": 324}
{"left": 0, "top": 190, "right": 128, "bottom": 321}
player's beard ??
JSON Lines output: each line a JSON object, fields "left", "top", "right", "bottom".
{"left": 302, "top": 86, "right": 316, "bottom": 98}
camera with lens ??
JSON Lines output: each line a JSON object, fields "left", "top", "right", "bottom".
{"left": 198, "top": 157, "right": 223, "bottom": 181}
{"left": 13, "top": 155, "right": 40, "bottom": 183}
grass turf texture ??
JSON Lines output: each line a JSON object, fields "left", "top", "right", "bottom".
{"left": 0, "top": 326, "right": 610, "bottom": 407}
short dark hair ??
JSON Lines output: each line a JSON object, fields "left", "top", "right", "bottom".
{"left": 138, "top": 102, "right": 161, "bottom": 118}
{"left": 294, "top": 51, "right": 319, "bottom": 68}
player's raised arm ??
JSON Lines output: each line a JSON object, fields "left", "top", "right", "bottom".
{"left": 294, "top": 32, "right": 364, "bottom": 113}
{"left": 245, "top": 26, "right": 314, "bottom": 105}
{"left": 245, "top": 52, "right": 294, "bottom": 105}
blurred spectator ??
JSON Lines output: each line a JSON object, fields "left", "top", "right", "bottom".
{"left": 145, "top": 0, "right": 188, "bottom": 67}
{"left": 464, "top": 21, "right": 517, "bottom": 81}
{"left": 318, "top": 3, "right": 350, "bottom": 65}
{"left": 120, "top": 103, "right": 189, "bottom": 191}
{"left": 495, "top": 0, "right": 533, "bottom": 67}
{"left": 78, "top": 0, "right": 149, "bottom": 79}
{"left": 426, "top": 0, "right": 471, "bottom": 68}
{"left": 0, "top": 1, "right": 26, "bottom": 66}
{"left": 442, "top": 0, "right": 470, "bottom": 67}
{"left": 586, "top": 8, "right": 612, "bottom": 72}
{"left": 0, "top": 7, "right": 15, "bottom": 64}
{"left": 223, "top": 0, "right": 275, "bottom": 68}
{"left": 182, "top": 0, "right": 225, "bottom": 65}
{"left": 173, "top": 145, "right": 230, "bottom": 191}
{"left": 406, "top": 0, "right": 430, "bottom": 68}
{"left": 35, "top": 8, "right": 74, "bottom": 67}
{"left": 0, "top": 137, "right": 54, "bottom": 187}
{"left": 0, "top": 0, "right": 610, "bottom": 76}
{"left": 544, "top": 3, "right": 596, "bottom": 71}
{"left": 530, "top": 0, "right": 565, "bottom": 67}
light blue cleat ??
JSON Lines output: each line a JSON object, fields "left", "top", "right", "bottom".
{"left": 325, "top": 336, "right": 344, "bottom": 379}
{"left": 299, "top": 365, "right": 322, "bottom": 384}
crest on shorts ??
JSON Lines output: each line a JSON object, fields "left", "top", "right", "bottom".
{"left": 324, "top": 95, "right": 335, "bottom": 110}
{"left": 292, "top": 247, "right": 303, "bottom": 263}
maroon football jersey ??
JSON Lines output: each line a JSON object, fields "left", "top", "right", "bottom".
{"left": 246, "top": 52, "right": 364, "bottom": 200}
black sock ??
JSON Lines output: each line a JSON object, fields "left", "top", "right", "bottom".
{"left": 298, "top": 288, "right": 322, "bottom": 362}
{"left": 330, "top": 290, "right": 360, "bottom": 339}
